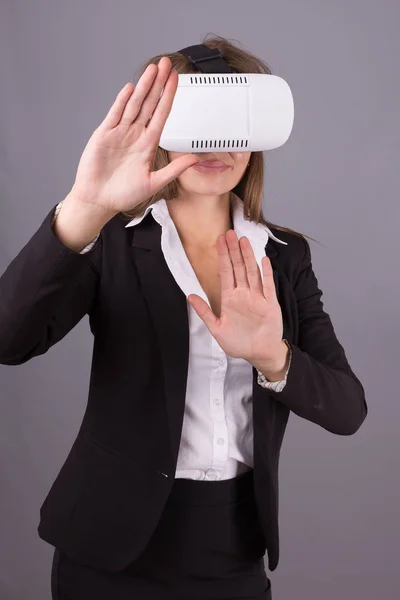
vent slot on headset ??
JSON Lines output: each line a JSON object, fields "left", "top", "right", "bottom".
{"left": 191, "top": 139, "right": 249, "bottom": 149}
{"left": 189, "top": 75, "right": 248, "bottom": 85}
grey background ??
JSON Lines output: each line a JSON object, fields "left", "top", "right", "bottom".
{"left": 0, "top": 1, "right": 398, "bottom": 599}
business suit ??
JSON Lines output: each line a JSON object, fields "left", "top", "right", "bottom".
{"left": 0, "top": 202, "right": 367, "bottom": 580}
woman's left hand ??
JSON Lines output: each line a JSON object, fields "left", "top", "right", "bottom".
{"left": 187, "top": 230, "right": 284, "bottom": 364}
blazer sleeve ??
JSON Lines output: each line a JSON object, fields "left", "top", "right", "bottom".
{"left": 0, "top": 204, "right": 102, "bottom": 365}
{"left": 268, "top": 236, "right": 368, "bottom": 436}
{"left": 53, "top": 200, "right": 100, "bottom": 254}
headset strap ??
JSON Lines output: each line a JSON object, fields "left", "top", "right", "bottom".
{"left": 177, "top": 44, "right": 233, "bottom": 74}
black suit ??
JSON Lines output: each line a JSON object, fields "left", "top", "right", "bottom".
{"left": 0, "top": 204, "right": 367, "bottom": 573}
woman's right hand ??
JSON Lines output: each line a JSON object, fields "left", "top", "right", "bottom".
{"left": 70, "top": 57, "right": 199, "bottom": 214}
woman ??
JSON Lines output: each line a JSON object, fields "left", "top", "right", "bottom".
{"left": 0, "top": 36, "right": 367, "bottom": 599}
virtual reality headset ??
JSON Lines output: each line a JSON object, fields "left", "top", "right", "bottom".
{"left": 159, "top": 43, "right": 294, "bottom": 154}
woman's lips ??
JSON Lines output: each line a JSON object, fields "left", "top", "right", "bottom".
{"left": 192, "top": 160, "right": 230, "bottom": 173}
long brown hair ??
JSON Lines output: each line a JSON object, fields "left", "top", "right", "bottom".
{"left": 120, "top": 33, "right": 320, "bottom": 246}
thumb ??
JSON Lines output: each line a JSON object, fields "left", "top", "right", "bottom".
{"left": 188, "top": 294, "right": 219, "bottom": 333}
{"left": 149, "top": 154, "right": 199, "bottom": 193}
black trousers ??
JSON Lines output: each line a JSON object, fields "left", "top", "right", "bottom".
{"left": 51, "top": 469, "right": 272, "bottom": 599}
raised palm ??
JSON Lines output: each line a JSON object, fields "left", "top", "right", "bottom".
{"left": 71, "top": 57, "right": 199, "bottom": 213}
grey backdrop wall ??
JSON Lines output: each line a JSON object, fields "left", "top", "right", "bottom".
{"left": 1, "top": 1, "right": 398, "bottom": 599}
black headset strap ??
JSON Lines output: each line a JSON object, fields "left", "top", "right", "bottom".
{"left": 177, "top": 44, "right": 233, "bottom": 74}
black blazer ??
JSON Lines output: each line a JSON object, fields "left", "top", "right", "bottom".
{"left": 0, "top": 204, "right": 367, "bottom": 573}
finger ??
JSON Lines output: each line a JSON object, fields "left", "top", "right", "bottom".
{"left": 188, "top": 294, "right": 219, "bottom": 332}
{"left": 216, "top": 234, "right": 235, "bottom": 292}
{"left": 225, "top": 230, "right": 249, "bottom": 288}
{"left": 100, "top": 82, "right": 135, "bottom": 130}
{"left": 239, "top": 236, "right": 264, "bottom": 293}
{"left": 135, "top": 58, "right": 174, "bottom": 126}
{"left": 145, "top": 68, "right": 179, "bottom": 137}
{"left": 148, "top": 153, "right": 200, "bottom": 194}
{"left": 120, "top": 63, "right": 160, "bottom": 126}
{"left": 261, "top": 256, "right": 276, "bottom": 300}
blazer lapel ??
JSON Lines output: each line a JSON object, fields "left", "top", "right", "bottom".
{"left": 130, "top": 214, "right": 190, "bottom": 464}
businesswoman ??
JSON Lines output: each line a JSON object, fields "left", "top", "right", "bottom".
{"left": 0, "top": 36, "right": 367, "bottom": 599}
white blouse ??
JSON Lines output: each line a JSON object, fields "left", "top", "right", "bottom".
{"left": 52, "top": 193, "right": 292, "bottom": 480}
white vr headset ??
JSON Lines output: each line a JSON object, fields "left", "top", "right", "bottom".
{"left": 158, "top": 44, "right": 294, "bottom": 154}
